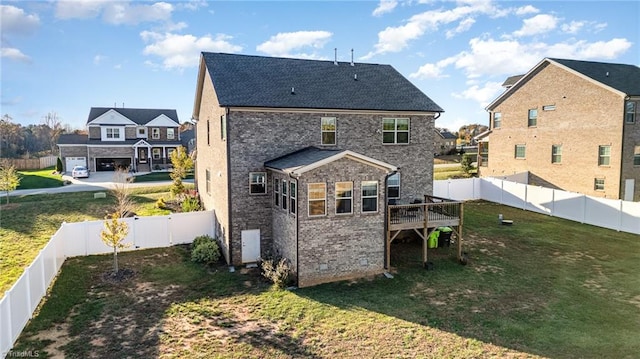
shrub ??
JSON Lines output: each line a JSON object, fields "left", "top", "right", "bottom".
{"left": 192, "top": 234, "right": 214, "bottom": 249}
{"left": 56, "top": 157, "right": 63, "bottom": 173}
{"left": 191, "top": 240, "right": 220, "bottom": 265}
{"left": 260, "top": 257, "right": 291, "bottom": 289}
{"left": 461, "top": 153, "right": 474, "bottom": 175}
{"left": 155, "top": 197, "right": 166, "bottom": 209}
{"left": 181, "top": 196, "right": 201, "bottom": 212}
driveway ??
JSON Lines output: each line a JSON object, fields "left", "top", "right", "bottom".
{"left": 6, "top": 171, "right": 191, "bottom": 198}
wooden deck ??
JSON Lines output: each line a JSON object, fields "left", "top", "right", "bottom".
{"left": 386, "top": 195, "right": 464, "bottom": 268}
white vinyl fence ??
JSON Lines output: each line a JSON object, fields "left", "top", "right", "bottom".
{"left": 434, "top": 177, "right": 640, "bottom": 235}
{"left": 0, "top": 211, "right": 214, "bottom": 357}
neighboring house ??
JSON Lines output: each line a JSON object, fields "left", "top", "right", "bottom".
{"left": 58, "top": 107, "right": 182, "bottom": 173}
{"left": 434, "top": 128, "right": 457, "bottom": 155}
{"left": 480, "top": 58, "right": 640, "bottom": 201}
{"left": 192, "top": 52, "right": 445, "bottom": 287}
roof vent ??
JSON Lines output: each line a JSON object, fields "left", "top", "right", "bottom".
{"left": 291, "top": 87, "right": 295, "bottom": 94}
{"left": 606, "top": 71, "right": 609, "bottom": 77}
{"left": 354, "top": 73, "right": 358, "bottom": 81}
{"left": 351, "top": 48, "right": 354, "bottom": 67}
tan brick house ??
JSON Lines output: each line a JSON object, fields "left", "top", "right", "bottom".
{"left": 58, "top": 107, "right": 182, "bottom": 173}
{"left": 192, "top": 52, "right": 444, "bottom": 287}
{"left": 480, "top": 58, "right": 640, "bottom": 201}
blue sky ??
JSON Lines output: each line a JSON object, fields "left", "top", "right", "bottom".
{"left": 2, "top": 0, "right": 639, "bottom": 132}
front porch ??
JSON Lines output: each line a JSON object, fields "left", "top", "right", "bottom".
{"left": 386, "top": 195, "right": 464, "bottom": 268}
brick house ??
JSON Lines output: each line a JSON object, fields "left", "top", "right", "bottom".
{"left": 192, "top": 52, "right": 444, "bottom": 287}
{"left": 58, "top": 107, "right": 182, "bottom": 173}
{"left": 479, "top": 58, "right": 640, "bottom": 201}
{"left": 434, "top": 128, "right": 458, "bottom": 155}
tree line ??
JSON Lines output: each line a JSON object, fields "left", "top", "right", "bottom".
{"left": 0, "top": 113, "right": 80, "bottom": 158}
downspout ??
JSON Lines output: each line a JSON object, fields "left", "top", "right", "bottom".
{"left": 383, "top": 169, "right": 398, "bottom": 270}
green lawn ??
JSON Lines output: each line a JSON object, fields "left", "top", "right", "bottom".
{"left": 11, "top": 201, "right": 640, "bottom": 358}
{"left": 17, "top": 166, "right": 65, "bottom": 189}
{"left": 132, "top": 171, "right": 194, "bottom": 182}
{"left": 0, "top": 187, "right": 174, "bottom": 296}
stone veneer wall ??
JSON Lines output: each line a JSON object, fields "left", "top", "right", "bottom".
{"left": 484, "top": 62, "right": 624, "bottom": 198}
{"left": 620, "top": 102, "right": 640, "bottom": 201}
{"left": 295, "top": 158, "right": 389, "bottom": 287}
{"left": 224, "top": 110, "right": 435, "bottom": 266}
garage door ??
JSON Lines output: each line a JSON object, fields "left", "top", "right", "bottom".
{"left": 65, "top": 157, "right": 86, "bottom": 172}
{"left": 95, "top": 158, "right": 132, "bottom": 171}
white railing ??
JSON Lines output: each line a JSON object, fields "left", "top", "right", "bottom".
{"left": 433, "top": 177, "right": 640, "bottom": 235}
{"left": 0, "top": 211, "right": 214, "bottom": 357}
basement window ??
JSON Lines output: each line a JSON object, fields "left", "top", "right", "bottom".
{"left": 543, "top": 105, "right": 556, "bottom": 111}
{"left": 594, "top": 178, "right": 605, "bottom": 191}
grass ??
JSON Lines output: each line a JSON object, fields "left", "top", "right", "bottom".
{"left": 0, "top": 187, "right": 175, "bottom": 296}
{"left": 433, "top": 165, "right": 477, "bottom": 180}
{"left": 12, "top": 201, "right": 640, "bottom": 358}
{"left": 133, "top": 171, "right": 194, "bottom": 182}
{"left": 17, "top": 166, "right": 64, "bottom": 190}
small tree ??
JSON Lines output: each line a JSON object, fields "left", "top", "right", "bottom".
{"left": 0, "top": 161, "right": 21, "bottom": 204}
{"left": 56, "top": 157, "right": 63, "bottom": 173}
{"left": 460, "top": 153, "right": 474, "bottom": 176}
{"left": 169, "top": 146, "right": 194, "bottom": 197}
{"left": 100, "top": 212, "right": 130, "bottom": 274}
{"left": 111, "top": 168, "right": 135, "bottom": 217}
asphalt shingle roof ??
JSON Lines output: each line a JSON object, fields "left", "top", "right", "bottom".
{"left": 501, "top": 75, "right": 524, "bottom": 88}
{"left": 57, "top": 134, "right": 88, "bottom": 145}
{"left": 264, "top": 147, "right": 344, "bottom": 173}
{"left": 549, "top": 58, "right": 640, "bottom": 95}
{"left": 87, "top": 107, "right": 180, "bottom": 125}
{"left": 202, "top": 52, "right": 444, "bottom": 112}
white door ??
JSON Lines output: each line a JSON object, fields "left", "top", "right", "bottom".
{"left": 624, "top": 179, "right": 635, "bottom": 201}
{"left": 241, "top": 229, "right": 261, "bottom": 263}
{"left": 65, "top": 157, "right": 86, "bottom": 172}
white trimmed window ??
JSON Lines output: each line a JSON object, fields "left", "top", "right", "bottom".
{"left": 249, "top": 172, "right": 266, "bottom": 194}
{"left": 362, "top": 181, "right": 378, "bottom": 213}
{"left": 103, "top": 127, "right": 123, "bottom": 140}
{"left": 335, "top": 182, "right": 353, "bottom": 214}
{"left": 205, "top": 169, "right": 211, "bottom": 195}
{"left": 308, "top": 183, "right": 326, "bottom": 216}
{"left": 321, "top": 117, "right": 336, "bottom": 145}
{"left": 493, "top": 112, "right": 502, "bottom": 129}
{"left": 387, "top": 173, "right": 400, "bottom": 199}
{"left": 626, "top": 100, "right": 637, "bottom": 124}
{"left": 282, "top": 179, "right": 288, "bottom": 210}
{"left": 167, "top": 148, "right": 175, "bottom": 160}
{"left": 634, "top": 146, "right": 640, "bottom": 166}
{"left": 552, "top": 145, "right": 562, "bottom": 164}
{"left": 137, "top": 127, "right": 147, "bottom": 138}
{"left": 274, "top": 178, "right": 280, "bottom": 206}
{"left": 167, "top": 128, "right": 175, "bottom": 140}
{"left": 382, "top": 118, "right": 409, "bottom": 144}
{"left": 515, "top": 144, "right": 526, "bottom": 159}
{"left": 290, "top": 182, "right": 297, "bottom": 215}
{"left": 594, "top": 178, "right": 605, "bottom": 191}
{"left": 221, "top": 115, "right": 227, "bottom": 140}
{"left": 152, "top": 148, "right": 161, "bottom": 160}
{"left": 152, "top": 128, "right": 160, "bottom": 139}
{"left": 528, "top": 109, "right": 537, "bottom": 127}
{"left": 598, "top": 145, "right": 611, "bottom": 166}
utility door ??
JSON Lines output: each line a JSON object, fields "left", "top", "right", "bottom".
{"left": 624, "top": 179, "right": 635, "bottom": 201}
{"left": 241, "top": 229, "right": 261, "bottom": 263}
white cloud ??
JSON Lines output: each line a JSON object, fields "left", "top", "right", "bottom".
{"left": 452, "top": 81, "right": 504, "bottom": 108}
{"left": 141, "top": 32, "right": 242, "bottom": 69}
{"left": 512, "top": 14, "right": 559, "bottom": 37}
{"left": 1, "top": 5, "right": 40, "bottom": 35}
{"left": 410, "top": 56, "right": 458, "bottom": 79}
{"left": 515, "top": 5, "right": 539, "bottom": 16}
{"left": 1, "top": 47, "right": 31, "bottom": 63}
{"left": 256, "top": 31, "right": 332, "bottom": 58}
{"left": 446, "top": 17, "right": 475, "bottom": 38}
{"left": 372, "top": 0, "right": 398, "bottom": 17}
{"left": 547, "top": 38, "right": 632, "bottom": 60}
{"left": 56, "top": 1, "right": 173, "bottom": 25}
{"left": 94, "top": 54, "right": 106, "bottom": 65}
{"left": 179, "top": 0, "right": 208, "bottom": 11}
{"left": 561, "top": 20, "right": 584, "bottom": 34}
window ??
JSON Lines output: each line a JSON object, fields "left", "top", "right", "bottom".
{"left": 382, "top": 118, "right": 409, "bottom": 144}
{"left": 152, "top": 148, "right": 161, "bottom": 160}
{"left": 361, "top": 181, "right": 378, "bottom": 213}
{"left": 308, "top": 183, "right": 326, "bottom": 216}
{"left": 594, "top": 178, "right": 605, "bottom": 191}
{"left": 105, "top": 127, "right": 121, "bottom": 139}
{"left": 137, "top": 127, "right": 147, "bottom": 138}
{"left": 528, "top": 109, "right": 537, "bottom": 127}
{"left": 205, "top": 169, "right": 211, "bottom": 195}
{"left": 321, "top": 117, "right": 336, "bottom": 145}
{"left": 552, "top": 145, "right": 562, "bottom": 164}
{"left": 387, "top": 173, "right": 400, "bottom": 199}
{"left": 206, "top": 120, "right": 210, "bottom": 145}
{"left": 167, "top": 128, "right": 175, "bottom": 140}
{"left": 282, "top": 180, "right": 288, "bottom": 210}
{"left": 515, "top": 144, "right": 526, "bottom": 159}
{"left": 493, "top": 112, "right": 502, "bottom": 129}
{"left": 152, "top": 128, "right": 160, "bottom": 139}
{"left": 290, "top": 182, "right": 296, "bottom": 215}
{"left": 626, "top": 101, "right": 637, "bottom": 124}
{"left": 249, "top": 172, "right": 266, "bottom": 194}
{"left": 598, "top": 145, "right": 611, "bottom": 166}
{"left": 221, "top": 115, "right": 226, "bottom": 140}
{"left": 335, "top": 182, "right": 353, "bottom": 214}
{"left": 167, "top": 148, "right": 175, "bottom": 160}
{"left": 634, "top": 146, "right": 640, "bottom": 166}
{"left": 543, "top": 105, "right": 556, "bottom": 111}
{"left": 274, "top": 178, "right": 280, "bottom": 206}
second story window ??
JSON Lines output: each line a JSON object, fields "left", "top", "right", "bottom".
{"left": 362, "top": 181, "right": 378, "bottom": 213}
{"left": 167, "top": 128, "right": 175, "bottom": 140}
{"left": 383, "top": 118, "right": 409, "bottom": 144}
{"left": 598, "top": 145, "right": 611, "bottom": 166}
{"left": 308, "top": 183, "right": 326, "bottom": 217}
{"left": 152, "top": 128, "right": 160, "bottom": 139}
{"left": 205, "top": 169, "right": 211, "bottom": 195}
{"left": 321, "top": 117, "right": 336, "bottom": 145}
{"left": 249, "top": 172, "right": 266, "bottom": 194}
{"left": 221, "top": 115, "right": 227, "bottom": 140}
{"left": 137, "top": 127, "right": 147, "bottom": 138}
{"left": 515, "top": 144, "right": 526, "bottom": 159}
{"left": 274, "top": 178, "right": 280, "bottom": 206}
{"left": 282, "top": 180, "right": 288, "bottom": 210}
{"left": 290, "top": 182, "right": 296, "bottom": 215}
{"left": 634, "top": 146, "right": 640, "bottom": 166}
{"left": 493, "top": 112, "right": 502, "bottom": 129}
{"left": 626, "top": 100, "right": 637, "bottom": 124}
{"left": 528, "top": 109, "right": 537, "bottom": 127}
{"left": 552, "top": 145, "right": 562, "bottom": 164}
{"left": 335, "top": 182, "right": 353, "bottom": 214}
{"left": 106, "top": 127, "right": 121, "bottom": 139}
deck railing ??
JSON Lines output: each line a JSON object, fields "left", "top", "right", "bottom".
{"left": 388, "top": 195, "right": 462, "bottom": 228}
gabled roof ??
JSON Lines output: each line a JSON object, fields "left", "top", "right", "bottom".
{"left": 87, "top": 107, "right": 179, "bottom": 125}
{"left": 57, "top": 134, "right": 88, "bottom": 145}
{"left": 436, "top": 129, "right": 457, "bottom": 140}
{"left": 265, "top": 147, "right": 397, "bottom": 177}
{"left": 487, "top": 58, "right": 640, "bottom": 110}
{"left": 196, "top": 52, "right": 444, "bottom": 114}
{"left": 501, "top": 75, "right": 524, "bottom": 88}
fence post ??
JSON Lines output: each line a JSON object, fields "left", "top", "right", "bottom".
{"left": 618, "top": 200, "right": 623, "bottom": 232}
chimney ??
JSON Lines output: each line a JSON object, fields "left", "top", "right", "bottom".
{"left": 334, "top": 48, "right": 338, "bottom": 65}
